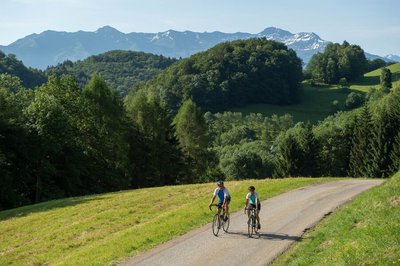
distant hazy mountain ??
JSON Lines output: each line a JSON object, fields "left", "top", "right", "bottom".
{"left": 383, "top": 54, "right": 400, "bottom": 62}
{"left": 0, "top": 26, "right": 397, "bottom": 69}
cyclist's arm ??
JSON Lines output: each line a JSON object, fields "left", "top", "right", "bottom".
{"left": 209, "top": 195, "right": 216, "bottom": 206}
{"left": 245, "top": 198, "right": 249, "bottom": 208}
{"left": 223, "top": 195, "right": 227, "bottom": 206}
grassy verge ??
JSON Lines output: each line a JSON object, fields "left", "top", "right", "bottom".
{"left": 0, "top": 178, "right": 341, "bottom": 265}
{"left": 273, "top": 173, "right": 399, "bottom": 266}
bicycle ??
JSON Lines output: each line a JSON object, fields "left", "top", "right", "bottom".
{"left": 209, "top": 204, "right": 230, "bottom": 236}
{"left": 245, "top": 206, "right": 260, "bottom": 238}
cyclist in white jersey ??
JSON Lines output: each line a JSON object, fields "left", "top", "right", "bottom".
{"left": 209, "top": 181, "right": 231, "bottom": 219}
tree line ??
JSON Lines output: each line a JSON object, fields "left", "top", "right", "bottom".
{"left": 46, "top": 50, "right": 177, "bottom": 96}
{"left": 135, "top": 38, "right": 303, "bottom": 112}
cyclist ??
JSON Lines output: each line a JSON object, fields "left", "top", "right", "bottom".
{"left": 209, "top": 181, "right": 231, "bottom": 220}
{"left": 245, "top": 185, "right": 261, "bottom": 229}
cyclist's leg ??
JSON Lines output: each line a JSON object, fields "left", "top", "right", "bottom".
{"left": 248, "top": 204, "right": 254, "bottom": 218}
{"left": 217, "top": 202, "right": 223, "bottom": 215}
{"left": 256, "top": 203, "right": 261, "bottom": 228}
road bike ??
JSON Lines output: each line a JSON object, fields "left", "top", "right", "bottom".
{"left": 245, "top": 206, "right": 260, "bottom": 238}
{"left": 209, "top": 204, "right": 230, "bottom": 236}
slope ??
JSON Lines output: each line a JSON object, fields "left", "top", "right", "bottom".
{"left": 350, "top": 62, "right": 400, "bottom": 92}
{"left": 274, "top": 171, "right": 399, "bottom": 265}
{"left": 0, "top": 178, "right": 340, "bottom": 265}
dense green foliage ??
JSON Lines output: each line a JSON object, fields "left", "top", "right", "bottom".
{"left": 367, "top": 58, "right": 387, "bottom": 72}
{"left": 0, "top": 50, "right": 46, "bottom": 88}
{"left": 205, "top": 112, "right": 294, "bottom": 179}
{"left": 46, "top": 50, "right": 177, "bottom": 95}
{"left": 274, "top": 88, "right": 400, "bottom": 178}
{"left": 135, "top": 38, "right": 303, "bottom": 111}
{"left": 380, "top": 67, "right": 392, "bottom": 90}
{"left": 306, "top": 41, "right": 367, "bottom": 84}
{"left": 0, "top": 74, "right": 132, "bottom": 209}
{"left": 274, "top": 172, "right": 400, "bottom": 266}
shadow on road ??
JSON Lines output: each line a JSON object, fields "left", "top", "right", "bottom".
{"left": 218, "top": 230, "right": 302, "bottom": 241}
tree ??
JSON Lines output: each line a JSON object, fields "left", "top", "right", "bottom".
{"left": 83, "top": 74, "right": 129, "bottom": 191}
{"left": 306, "top": 42, "right": 367, "bottom": 84}
{"left": 313, "top": 112, "right": 354, "bottom": 176}
{"left": 23, "top": 86, "right": 70, "bottom": 202}
{"left": 380, "top": 68, "right": 392, "bottom": 91}
{"left": 338, "top": 77, "right": 348, "bottom": 89}
{"left": 300, "top": 124, "right": 319, "bottom": 176}
{"left": 349, "top": 106, "right": 373, "bottom": 177}
{"left": 390, "top": 131, "right": 400, "bottom": 172}
{"left": 137, "top": 38, "right": 303, "bottom": 112}
{"left": 174, "top": 99, "right": 209, "bottom": 180}
{"left": 222, "top": 150, "right": 263, "bottom": 180}
{"left": 345, "top": 92, "right": 364, "bottom": 109}
{"left": 125, "top": 89, "right": 185, "bottom": 186}
{"left": 367, "top": 58, "right": 386, "bottom": 72}
{"left": 367, "top": 111, "right": 394, "bottom": 177}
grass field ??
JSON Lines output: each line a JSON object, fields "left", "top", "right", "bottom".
{"left": 230, "top": 85, "right": 351, "bottom": 123}
{"left": 230, "top": 63, "right": 400, "bottom": 123}
{"left": 0, "top": 178, "right": 343, "bottom": 265}
{"left": 273, "top": 172, "right": 399, "bottom": 266}
{"left": 350, "top": 62, "right": 400, "bottom": 92}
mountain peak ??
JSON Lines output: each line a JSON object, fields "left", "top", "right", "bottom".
{"left": 95, "top": 25, "right": 120, "bottom": 34}
{"left": 258, "top": 27, "right": 292, "bottom": 37}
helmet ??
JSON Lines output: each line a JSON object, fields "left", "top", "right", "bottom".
{"left": 248, "top": 185, "right": 255, "bottom": 190}
{"left": 217, "top": 181, "right": 224, "bottom": 186}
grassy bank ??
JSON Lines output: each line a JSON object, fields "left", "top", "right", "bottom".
{"left": 351, "top": 62, "right": 400, "bottom": 92}
{"left": 274, "top": 172, "right": 399, "bottom": 265}
{"left": 0, "top": 178, "right": 341, "bottom": 265}
{"left": 230, "top": 63, "right": 400, "bottom": 124}
{"left": 230, "top": 85, "right": 349, "bottom": 123}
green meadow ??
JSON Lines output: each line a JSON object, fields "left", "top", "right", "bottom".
{"left": 0, "top": 178, "right": 340, "bottom": 266}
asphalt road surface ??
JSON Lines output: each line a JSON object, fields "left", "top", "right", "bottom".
{"left": 121, "top": 179, "right": 383, "bottom": 266}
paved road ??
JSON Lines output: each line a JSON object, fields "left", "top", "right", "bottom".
{"left": 121, "top": 179, "right": 383, "bottom": 266}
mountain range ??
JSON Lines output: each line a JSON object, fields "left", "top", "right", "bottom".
{"left": 0, "top": 26, "right": 398, "bottom": 69}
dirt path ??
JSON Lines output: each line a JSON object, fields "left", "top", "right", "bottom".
{"left": 121, "top": 179, "right": 383, "bottom": 266}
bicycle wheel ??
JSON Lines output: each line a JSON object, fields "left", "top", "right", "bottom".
{"left": 254, "top": 219, "right": 260, "bottom": 237}
{"left": 222, "top": 214, "right": 230, "bottom": 232}
{"left": 248, "top": 216, "right": 253, "bottom": 237}
{"left": 212, "top": 214, "right": 220, "bottom": 236}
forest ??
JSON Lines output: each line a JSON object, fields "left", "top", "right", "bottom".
{"left": 0, "top": 38, "right": 399, "bottom": 210}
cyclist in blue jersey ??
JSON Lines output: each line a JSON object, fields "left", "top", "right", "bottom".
{"left": 209, "top": 181, "right": 231, "bottom": 219}
{"left": 245, "top": 185, "right": 261, "bottom": 229}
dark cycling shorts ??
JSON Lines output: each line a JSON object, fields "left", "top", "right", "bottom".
{"left": 250, "top": 203, "right": 261, "bottom": 210}
{"left": 217, "top": 197, "right": 231, "bottom": 208}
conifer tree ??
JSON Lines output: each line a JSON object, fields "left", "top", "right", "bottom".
{"left": 349, "top": 105, "right": 372, "bottom": 177}
{"left": 380, "top": 68, "right": 392, "bottom": 91}
{"left": 174, "top": 99, "right": 209, "bottom": 180}
{"left": 367, "top": 111, "right": 394, "bottom": 177}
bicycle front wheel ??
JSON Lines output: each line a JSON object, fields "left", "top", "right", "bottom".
{"left": 222, "top": 215, "right": 230, "bottom": 232}
{"left": 212, "top": 214, "right": 220, "bottom": 236}
{"left": 248, "top": 217, "right": 253, "bottom": 237}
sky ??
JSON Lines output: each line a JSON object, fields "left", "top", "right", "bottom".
{"left": 1, "top": 0, "right": 399, "bottom": 56}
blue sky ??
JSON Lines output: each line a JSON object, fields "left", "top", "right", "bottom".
{"left": 1, "top": 0, "right": 399, "bottom": 55}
